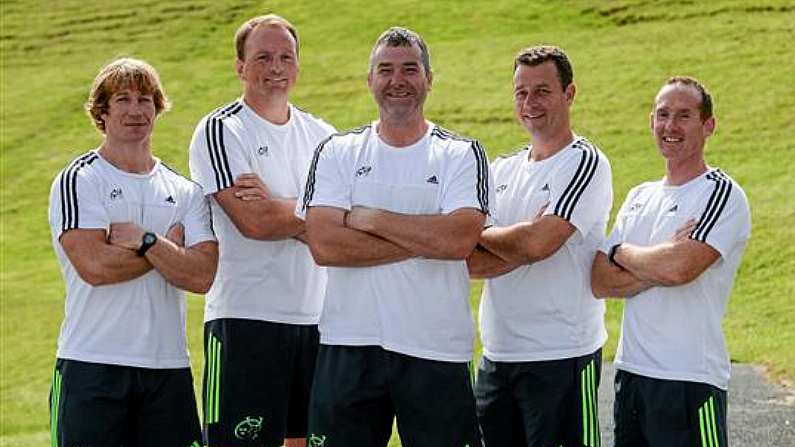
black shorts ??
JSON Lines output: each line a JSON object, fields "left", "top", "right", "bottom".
{"left": 49, "top": 358, "right": 202, "bottom": 447}
{"left": 307, "top": 345, "right": 481, "bottom": 447}
{"left": 475, "top": 349, "right": 602, "bottom": 447}
{"left": 613, "top": 369, "right": 727, "bottom": 447}
{"left": 203, "top": 318, "right": 319, "bottom": 447}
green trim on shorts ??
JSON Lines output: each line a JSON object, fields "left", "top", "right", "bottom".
{"left": 580, "top": 359, "right": 600, "bottom": 447}
{"left": 50, "top": 367, "right": 63, "bottom": 447}
{"left": 206, "top": 334, "right": 223, "bottom": 425}
{"left": 698, "top": 395, "right": 720, "bottom": 447}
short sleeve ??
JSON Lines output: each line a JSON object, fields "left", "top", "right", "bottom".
{"left": 689, "top": 180, "right": 751, "bottom": 258}
{"left": 182, "top": 183, "right": 217, "bottom": 248}
{"left": 189, "top": 113, "right": 251, "bottom": 195}
{"left": 545, "top": 147, "right": 613, "bottom": 236}
{"left": 48, "top": 164, "right": 109, "bottom": 240}
{"left": 295, "top": 137, "right": 350, "bottom": 220}
{"left": 441, "top": 141, "right": 493, "bottom": 215}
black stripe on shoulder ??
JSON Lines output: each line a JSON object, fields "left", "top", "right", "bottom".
{"left": 430, "top": 126, "right": 475, "bottom": 143}
{"left": 690, "top": 169, "right": 733, "bottom": 242}
{"left": 334, "top": 124, "right": 371, "bottom": 138}
{"left": 161, "top": 161, "right": 202, "bottom": 188}
{"left": 205, "top": 100, "right": 243, "bottom": 191}
{"left": 471, "top": 140, "right": 490, "bottom": 214}
{"left": 553, "top": 139, "right": 599, "bottom": 221}
{"left": 60, "top": 151, "right": 99, "bottom": 232}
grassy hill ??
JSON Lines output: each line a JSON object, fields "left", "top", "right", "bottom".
{"left": 2, "top": 0, "right": 793, "bottom": 444}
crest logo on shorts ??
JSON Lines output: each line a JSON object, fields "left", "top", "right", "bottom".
{"left": 308, "top": 434, "right": 327, "bottom": 446}
{"left": 234, "top": 416, "right": 264, "bottom": 440}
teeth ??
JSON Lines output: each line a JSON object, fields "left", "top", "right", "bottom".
{"left": 663, "top": 137, "right": 682, "bottom": 142}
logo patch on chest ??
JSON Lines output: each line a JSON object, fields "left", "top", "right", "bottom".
{"left": 426, "top": 175, "right": 439, "bottom": 184}
{"left": 165, "top": 195, "right": 176, "bottom": 205}
{"left": 356, "top": 165, "right": 372, "bottom": 177}
{"left": 496, "top": 184, "right": 508, "bottom": 193}
{"left": 109, "top": 187, "right": 123, "bottom": 200}
{"left": 541, "top": 183, "right": 550, "bottom": 191}
{"left": 257, "top": 146, "right": 269, "bottom": 156}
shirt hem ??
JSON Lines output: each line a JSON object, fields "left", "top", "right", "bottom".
{"left": 57, "top": 351, "right": 190, "bottom": 369}
{"left": 483, "top": 337, "right": 605, "bottom": 362}
{"left": 614, "top": 361, "right": 728, "bottom": 390}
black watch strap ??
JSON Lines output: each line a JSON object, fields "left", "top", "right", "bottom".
{"left": 137, "top": 232, "right": 157, "bottom": 257}
{"left": 608, "top": 243, "right": 625, "bottom": 270}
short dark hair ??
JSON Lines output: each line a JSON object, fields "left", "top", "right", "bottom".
{"left": 369, "top": 26, "right": 431, "bottom": 75}
{"left": 662, "top": 76, "right": 714, "bottom": 120}
{"left": 514, "top": 45, "right": 573, "bottom": 90}
{"left": 235, "top": 14, "right": 299, "bottom": 61}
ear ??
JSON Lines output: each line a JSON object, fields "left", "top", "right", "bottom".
{"left": 565, "top": 82, "right": 576, "bottom": 104}
{"left": 235, "top": 59, "right": 245, "bottom": 81}
{"left": 649, "top": 111, "right": 655, "bottom": 133}
{"left": 427, "top": 70, "right": 433, "bottom": 90}
{"left": 367, "top": 70, "right": 374, "bottom": 89}
{"left": 703, "top": 116, "right": 716, "bottom": 137}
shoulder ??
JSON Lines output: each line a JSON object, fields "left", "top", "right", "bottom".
{"left": 159, "top": 162, "right": 206, "bottom": 194}
{"left": 429, "top": 125, "right": 488, "bottom": 163}
{"left": 568, "top": 137, "right": 610, "bottom": 166}
{"left": 324, "top": 124, "right": 373, "bottom": 147}
{"left": 196, "top": 99, "right": 246, "bottom": 131}
{"left": 703, "top": 168, "right": 749, "bottom": 207}
{"left": 292, "top": 104, "right": 336, "bottom": 134}
{"left": 55, "top": 151, "right": 102, "bottom": 183}
{"left": 493, "top": 146, "right": 528, "bottom": 169}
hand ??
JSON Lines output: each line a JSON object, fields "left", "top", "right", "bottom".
{"left": 234, "top": 173, "right": 271, "bottom": 201}
{"left": 166, "top": 223, "right": 184, "bottom": 247}
{"left": 108, "top": 222, "right": 146, "bottom": 250}
{"left": 672, "top": 218, "right": 698, "bottom": 242}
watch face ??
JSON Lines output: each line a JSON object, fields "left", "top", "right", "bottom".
{"left": 144, "top": 233, "right": 157, "bottom": 245}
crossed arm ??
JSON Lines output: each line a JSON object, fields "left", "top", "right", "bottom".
{"left": 61, "top": 223, "right": 218, "bottom": 293}
{"left": 215, "top": 173, "right": 306, "bottom": 241}
{"left": 590, "top": 220, "right": 721, "bottom": 298}
{"left": 305, "top": 206, "right": 485, "bottom": 267}
{"left": 466, "top": 204, "right": 575, "bottom": 279}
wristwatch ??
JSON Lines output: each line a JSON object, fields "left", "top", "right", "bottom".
{"left": 137, "top": 232, "right": 157, "bottom": 257}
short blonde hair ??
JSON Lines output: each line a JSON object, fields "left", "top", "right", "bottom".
{"left": 85, "top": 57, "right": 171, "bottom": 133}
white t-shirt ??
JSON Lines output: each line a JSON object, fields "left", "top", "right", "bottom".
{"left": 296, "top": 123, "right": 493, "bottom": 362}
{"left": 189, "top": 100, "right": 335, "bottom": 324}
{"left": 48, "top": 150, "right": 216, "bottom": 369}
{"left": 605, "top": 168, "right": 751, "bottom": 390}
{"left": 480, "top": 137, "right": 612, "bottom": 362}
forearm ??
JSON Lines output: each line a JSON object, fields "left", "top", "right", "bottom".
{"left": 351, "top": 209, "right": 483, "bottom": 260}
{"left": 81, "top": 245, "right": 153, "bottom": 285}
{"left": 466, "top": 247, "right": 521, "bottom": 279}
{"left": 308, "top": 225, "right": 412, "bottom": 267}
{"left": 590, "top": 251, "right": 653, "bottom": 298}
{"left": 234, "top": 198, "right": 305, "bottom": 240}
{"left": 480, "top": 216, "right": 573, "bottom": 265}
{"left": 145, "top": 239, "right": 218, "bottom": 293}
{"left": 614, "top": 242, "right": 695, "bottom": 286}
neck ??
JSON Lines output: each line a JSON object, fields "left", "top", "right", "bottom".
{"left": 377, "top": 111, "right": 427, "bottom": 147}
{"left": 664, "top": 157, "right": 708, "bottom": 186}
{"left": 243, "top": 92, "right": 290, "bottom": 125}
{"left": 99, "top": 138, "right": 155, "bottom": 174}
{"left": 529, "top": 129, "right": 574, "bottom": 161}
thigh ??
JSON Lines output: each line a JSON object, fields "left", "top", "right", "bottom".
{"left": 308, "top": 345, "right": 394, "bottom": 447}
{"left": 285, "top": 324, "right": 320, "bottom": 439}
{"left": 559, "top": 349, "right": 603, "bottom": 447}
{"left": 475, "top": 356, "right": 523, "bottom": 447}
{"left": 203, "top": 318, "right": 296, "bottom": 447}
{"left": 512, "top": 356, "right": 580, "bottom": 447}
{"left": 51, "top": 359, "right": 128, "bottom": 447}
{"left": 612, "top": 370, "right": 647, "bottom": 447}
{"left": 638, "top": 376, "right": 727, "bottom": 447}
{"left": 130, "top": 367, "right": 202, "bottom": 447}
{"left": 392, "top": 353, "right": 481, "bottom": 447}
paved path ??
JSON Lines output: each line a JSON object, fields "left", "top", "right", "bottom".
{"left": 598, "top": 363, "right": 795, "bottom": 446}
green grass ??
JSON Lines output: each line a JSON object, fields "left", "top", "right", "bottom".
{"left": 2, "top": 0, "right": 794, "bottom": 445}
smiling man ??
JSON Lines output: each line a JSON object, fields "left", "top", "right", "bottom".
{"left": 467, "top": 46, "right": 613, "bottom": 447}
{"left": 48, "top": 58, "right": 218, "bottom": 446}
{"left": 591, "top": 77, "right": 751, "bottom": 447}
{"left": 188, "top": 14, "right": 335, "bottom": 447}
{"left": 297, "top": 27, "right": 490, "bottom": 446}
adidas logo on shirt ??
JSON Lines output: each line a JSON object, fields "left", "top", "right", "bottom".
{"left": 356, "top": 166, "right": 372, "bottom": 177}
{"left": 541, "top": 183, "right": 550, "bottom": 191}
{"left": 426, "top": 175, "right": 439, "bottom": 184}
{"left": 165, "top": 195, "right": 176, "bottom": 204}
{"left": 667, "top": 204, "right": 678, "bottom": 214}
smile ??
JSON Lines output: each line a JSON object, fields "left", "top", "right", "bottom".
{"left": 662, "top": 137, "right": 683, "bottom": 143}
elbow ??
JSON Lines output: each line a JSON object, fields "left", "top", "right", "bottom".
{"left": 590, "top": 279, "right": 610, "bottom": 299}
{"left": 76, "top": 265, "right": 111, "bottom": 287}
{"left": 307, "top": 242, "right": 336, "bottom": 267}
{"left": 191, "top": 274, "right": 216, "bottom": 294}
{"left": 657, "top": 266, "right": 695, "bottom": 287}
